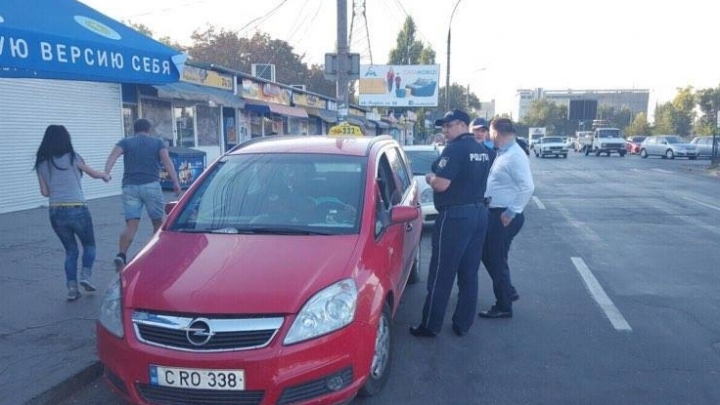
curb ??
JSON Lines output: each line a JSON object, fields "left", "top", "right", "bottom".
{"left": 23, "top": 362, "right": 103, "bottom": 405}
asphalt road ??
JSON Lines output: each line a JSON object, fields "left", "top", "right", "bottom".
{"left": 57, "top": 152, "right": 720, "bottom": 405}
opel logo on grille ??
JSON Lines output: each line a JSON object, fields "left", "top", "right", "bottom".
{"left": 186, "top": 318, "right": 214, "bottom": 346}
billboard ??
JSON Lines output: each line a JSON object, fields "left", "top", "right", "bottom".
{"left": 358, "top": 64, "right": 440, "bottom": 108}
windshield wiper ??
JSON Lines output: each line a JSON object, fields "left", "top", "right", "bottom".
{"left": 234, "top": 227, "right": 332, "bottom": 235}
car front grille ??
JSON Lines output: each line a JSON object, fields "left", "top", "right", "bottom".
{"left": 136, "top": 384, "right": 264, "bottom": 405}
{"left": 133, "top": 311, "right": 284, "bottom": 352}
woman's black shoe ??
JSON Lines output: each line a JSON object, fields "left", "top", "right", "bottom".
{"left": 409, "top": 325, "right": 437, "bottom": 337}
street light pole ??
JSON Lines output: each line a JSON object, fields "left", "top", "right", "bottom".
{"left": 445, "top": 0, "right": 463, "bottom": 111}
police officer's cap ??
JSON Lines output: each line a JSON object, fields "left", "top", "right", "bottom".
{"left": 434, "top": 109, "right": 470, "bottom": 127}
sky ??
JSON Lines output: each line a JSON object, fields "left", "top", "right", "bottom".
{"left": 81, "top": 0, "right": 720, "bottom": 117}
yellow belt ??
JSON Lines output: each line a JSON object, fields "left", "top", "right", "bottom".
{"left": 49, "top": 203, "right": 87, "bottom": 207}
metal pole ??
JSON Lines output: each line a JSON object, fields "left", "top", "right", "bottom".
{"left": 337, "top": 0, "right": 349, "bottom": 122}
{"left": 445, "top": 0, "right": 463, "bottom": 111}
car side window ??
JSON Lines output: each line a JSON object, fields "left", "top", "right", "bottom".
{"left": 377, "top": 153, "right": 401, "bottom": 210}
{"left": 386, "top": 147, "right": 411, "bottom": 195}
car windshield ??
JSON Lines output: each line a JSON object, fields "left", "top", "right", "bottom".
{"left": 596, "top": 129, "right": 620, "bottom": 138}
{"left": 542, "top": 137, "right": 563, "bottom": 143}
{"left": 665, "top": 136, "right": 683, "bottom": 144}
{"left": 404, "top": 149, "right": 440, "bottom": 175}
{"left": 170, "top": 153, "right": 366, "bottom": 235}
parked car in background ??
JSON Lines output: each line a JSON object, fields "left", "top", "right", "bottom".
{"left": 97, "top": 135, "right": 423, "bottom": 405}
{"left": 403, "top": 144, "right": 441, "bottom": 225}
{"left": 689, "top": 136, "right": 717, "bottom": 158}
{"left": 626, "top": 135, "right": 647, "bottom": 154}
{"left": 640, "top": 135, "right": 698, "bottom": 159}
{"left": 534, "top": 136, "right": 569, "bottom": 158}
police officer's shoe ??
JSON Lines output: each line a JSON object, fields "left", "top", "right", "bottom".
{"left": 409, "top": 325, "right": 437, "bottom": 337}
{"left": 452, "top": 324, "right": 467, "bottom": 337}
{"left": 478, "top": 308, "right": 513, "bottom": 319}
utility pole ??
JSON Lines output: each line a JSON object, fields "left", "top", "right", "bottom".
{"left": 445, "top": 0, "right": 463, "bottom": 111}
{"left": 337, "top": 0, "right": 349, "bottom": 122}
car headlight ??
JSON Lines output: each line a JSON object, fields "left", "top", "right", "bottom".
{"left": 284, "top": 278, "right": 357, "bottom": 345}
{"left": 99, "top": 274, "right": 124, "bottom": 338}
{"left": 420, "top": 188, "right": 433, "bottom": 204}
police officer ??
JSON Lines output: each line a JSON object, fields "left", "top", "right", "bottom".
{"left": 410, "top": 110, "right": 493, "bottom": 337}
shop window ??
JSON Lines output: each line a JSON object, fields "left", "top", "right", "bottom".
{"left": 122, "top": 104, "right": 137, "bottom": 138}
{"left": 141, "top": 98, "right": 173, "bottom": 143}
{"left": 196, "top": 104, "right": 220, "bottom": 146}
{"left": 250, "top": 112, "right": 262, "bottom": 138}
{"left": 174, "top": 105, "right": 196, "bottom": 147}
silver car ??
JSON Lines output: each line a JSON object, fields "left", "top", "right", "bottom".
{"left": 689, "top": 136, "right": 717, "bottom": 158}
{"left": 403, "top": 145, "right": 441, "bottom": 226}
{"left": 639, "top": 135, "right": 698, "bottom": 160}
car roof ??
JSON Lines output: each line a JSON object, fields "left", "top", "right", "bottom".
{"left": 227, "top": 135, "right": 395, "bottom": 156}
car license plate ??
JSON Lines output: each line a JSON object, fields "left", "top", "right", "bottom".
{"left": 150, "top": 365, "right": 245, "bottom": 390}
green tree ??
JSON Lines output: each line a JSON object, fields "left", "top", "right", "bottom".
{"left": 624, "top": 112, "right": 651, "bottom": 136}
{"left": 521, "top": 99, "right": 572, "bottom": 136}
{"left": 597, "top": 105, "right": 633, "bottom": 130}
{"left": 653, "top": 102, "right": 676, "bottom": 134}
{"left": 187, "top": 28, "right": 334, "bottom": 97}
{"left": 388, "top": 17, "right": 436, "bottom": 65}
{"left": 437, "top": 84, "right": 481, "bottom": 112}
{"left": 695, "top": 86, "right": 720, "bottom": 136}
{"left": 672, "top": 86, "right": 696, "bottom": 137}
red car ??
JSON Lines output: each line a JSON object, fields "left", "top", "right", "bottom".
{"left": 97, "top": 135, "right": 422, "bottom": 405}
{"left": 626, "top": 136, "right": 647, "bottom": 154}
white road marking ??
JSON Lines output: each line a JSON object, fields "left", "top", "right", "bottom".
{"left": 570, "top": 257, "right": 632, "bottom": 332}
{"left": 651, "top": 168, "right": 673, "bottom": 174}
{"left": 683, "top": 196, "right": 720, "bottom": 212}
{"left": 532, "top": 196, "right": 546, "bottom": 209}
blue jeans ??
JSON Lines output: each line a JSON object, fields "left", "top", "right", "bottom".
{"left": 122, "top": 182, "right": 165, "bottom": 220}
{"left": 49, "top": 206, "right": 96, "bottom": 284}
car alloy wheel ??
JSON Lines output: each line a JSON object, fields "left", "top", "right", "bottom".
{"left": 358, "top": 303, "right": 392, "bottom": 397}
{"left": 666, "top": 149, "right": 675, "bottom": 159}
{"left": 640, "top": 149, "right": 648, "bottom": 158}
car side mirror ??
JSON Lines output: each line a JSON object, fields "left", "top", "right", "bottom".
{"left": 390, "top": 205, "right": 419, "bottom": 224}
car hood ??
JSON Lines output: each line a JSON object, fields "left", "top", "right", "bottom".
{"left": 122, "top": 232, "right": 360, "bottom": 314}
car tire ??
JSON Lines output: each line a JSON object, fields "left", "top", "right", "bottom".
{"left": 563, "top": 154, "right": 568, "bottom": 158}
{"left": 640, "top": 149, "right": 648, "bottom": 158}
{"left": 358, "top": 302, "right": 392, "bottom": 397}
{"left": 666, "top": 149, "right": 675, "bottom": 159}
{"left": 408, "top": 245, "right": 420, "bottom": 284}
{"left": 619, "top": 151, "right": 626, "bottom": 157}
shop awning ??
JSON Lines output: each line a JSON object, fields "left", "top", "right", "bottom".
{"left": 244, "top": 101, "right": 308, "bottom": 118}
{"left": 347, "top": 116, "right": 368, "bottom": 128}
{"left": 153, "top": 82, "right": 244, "bottom": 108}
{"left": 368, "top": 119, "right": 389, "bottom": 129}
{"left": 0, "top": 0, "right": 186, "bottom": 84}
{"left": 305, "top": 107, "right": 338, "bottom": 123}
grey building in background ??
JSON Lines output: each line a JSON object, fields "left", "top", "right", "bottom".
{"left": 514, "top": 88, "right": 649, "bottom": 122}
{"left": 476, "top": 99, "right": 495, "bottom": 120}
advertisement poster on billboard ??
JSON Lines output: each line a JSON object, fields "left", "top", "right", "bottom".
{"left": 358, "top": 64, "right": 440, "bottom": 108}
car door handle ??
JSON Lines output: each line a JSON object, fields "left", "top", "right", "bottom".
{"left": 406, "top": 223, "right": 413, "bottom": 232}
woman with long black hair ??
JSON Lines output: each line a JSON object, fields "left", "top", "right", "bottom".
{"left": 34, "top": 125, "right": 110, "bottom": 300}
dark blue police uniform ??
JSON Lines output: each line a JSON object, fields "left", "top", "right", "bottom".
{"left": 416, "top": 132, "right": 493, "bottom": 335}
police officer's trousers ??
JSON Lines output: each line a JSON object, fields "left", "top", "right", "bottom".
{"left": 421, "top": 203, "right": 488, "bottom": 333}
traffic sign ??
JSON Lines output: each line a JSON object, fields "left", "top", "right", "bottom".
{"left": 328, "top": 123, "right": 364, "bottom": 137}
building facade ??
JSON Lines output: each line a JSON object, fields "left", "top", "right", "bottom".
{"left": 514, "top": 88, "right": 649, "bottom": 122}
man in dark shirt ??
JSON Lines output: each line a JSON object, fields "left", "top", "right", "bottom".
{"left": 410, "top": 109, "right": 493, "bottom": 337}
{"left": 104, "top": 119, "right": 181, "bottom": 270}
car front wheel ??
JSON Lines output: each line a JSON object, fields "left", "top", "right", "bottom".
{"left": 666, "top": 149, "right": 675, "bottom": 159}
{"left": 358, "top": 302, "right": 392, "bottom": 397}
{"left": 640, "top": 149, "right": 648, "bottom": 158}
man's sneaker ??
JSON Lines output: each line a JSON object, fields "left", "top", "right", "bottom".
{"left": 67, "top": 282, "right": 81, "bottom": 301}
{"left": 113, "top": 254, "right": 126, "bottom": 272}
{"left": 79, "top": 268, "right": 96, "bottom": 292}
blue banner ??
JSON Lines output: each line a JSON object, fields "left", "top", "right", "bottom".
{"left": 0, "top": 0, "right": 185, "bottom": 84}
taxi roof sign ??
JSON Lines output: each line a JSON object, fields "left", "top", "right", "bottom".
{"left": 328, "top": 123, "right": 364, "bottom": 137}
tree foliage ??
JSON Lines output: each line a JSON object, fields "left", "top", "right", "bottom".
{"left": 521, "top": 99, "right": 573, "bottom": 136}
{"left": 186, "top": 27, "right": 334, "bottom": 97}
{"left": 624, "top": 112, "right": 651, "bottom": 136}
{"left": 695, "top": 86, "right": 720, "bottom": 136}
{"left": 388, "top": 17, "right": 436, "bottom": 65}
